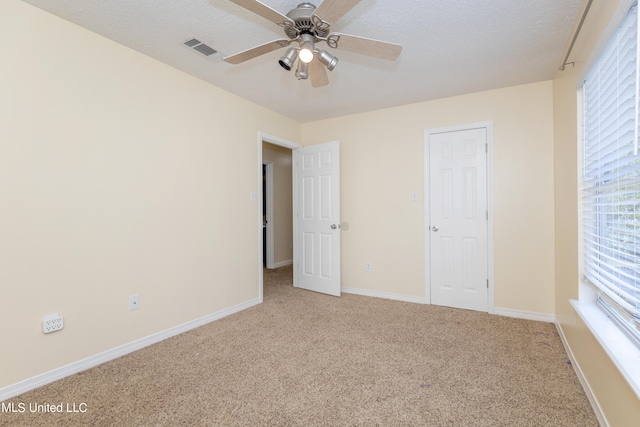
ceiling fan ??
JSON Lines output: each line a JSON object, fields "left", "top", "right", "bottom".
{"left": 223, "top": 0, "right": 402, "bottom": 87}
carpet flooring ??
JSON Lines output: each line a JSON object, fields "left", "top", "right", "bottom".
{"left": 1, "top": 265, "right": 597, "bottom": 426}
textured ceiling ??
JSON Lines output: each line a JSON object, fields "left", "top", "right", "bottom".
{"left": 21, "top": 0, "right": 583, "bottom": 123}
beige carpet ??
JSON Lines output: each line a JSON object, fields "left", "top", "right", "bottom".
{"left": 1, "top": 265, "right": 597, "bottom": 426}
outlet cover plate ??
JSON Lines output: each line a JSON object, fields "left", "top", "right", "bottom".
{"left": 43, "top": 313, "right": 64, "bottom": 334}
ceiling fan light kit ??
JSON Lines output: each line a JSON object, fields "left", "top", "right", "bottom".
{"left": 316, "top": 49, "right": 338, "bottom": 71}
{"left": 224, "top": 0, "right": 402, "bottom": 87}
{"left": 278, "top": 47, "right": 299, "bottom": 71}
{"left": 295, "top": 61, "right": 309, "bottom": 80}
{"left": 297, "top": 33, "right": 316, "bottom": 64}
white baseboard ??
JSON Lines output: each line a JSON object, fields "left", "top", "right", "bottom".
{"left": 0, "top": 297, "right": 261, "bottom": 402}
{"left": 271, "top": 260, "right": 293, "bottom": 268}
{"left": 555, "top": 320, "right": 608, "bottom": 427}
{"left": 340, "top": 290, "right": 556, "bottom": 322}
{"left": 341, "top": 287, "right": 427, "bottom": 304}
{"left": 494, "top": 307, "right": 555, "bottom": 323}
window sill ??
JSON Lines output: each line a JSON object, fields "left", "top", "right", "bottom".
{"left": 570, "top": 299, "right": 640, "bottom": 399}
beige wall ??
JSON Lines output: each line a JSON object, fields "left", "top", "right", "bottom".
{"left": 0, "top": 0, "right": 300, "bottom": 389}
{"left": 553, "top": 0, "right": 640, "bottom": 424}
{"left": 262, "top": 143, "right": 293, "bottom": 266}
{"left": 301, "top": 81, "right": 556, "bottom": 315}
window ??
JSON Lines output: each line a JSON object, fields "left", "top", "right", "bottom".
{"left": 581, "top": 3, "right": 640, "bottom": 345}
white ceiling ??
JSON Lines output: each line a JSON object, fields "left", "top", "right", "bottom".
{"left": 22, "top": 0, "right": 583, "bottom": 123}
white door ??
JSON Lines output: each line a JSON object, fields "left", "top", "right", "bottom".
{"left": 294, "top": 141, "right": 341, "bottom": 296}
{"left": 429, "top": 128, "right": 488, "bottom": 311}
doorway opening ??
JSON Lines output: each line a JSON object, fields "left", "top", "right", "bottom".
{"left": 258, "top": 133, "right": 342, "bottom": 300}
{"left": 262, "top": 143, "right": 293, "bottom": 270}
{"left": 258, "top": 133, "right": 300, "bottom": 303}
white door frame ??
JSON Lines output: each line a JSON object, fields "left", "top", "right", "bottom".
{"left": 424, "top": 122, "right": 495, "bottom": 313}
{"left": 263, "top": 161, "right": 275, "bottom": 269}
{"left": 258, "top": 132, "right": 301, "bottom": 303}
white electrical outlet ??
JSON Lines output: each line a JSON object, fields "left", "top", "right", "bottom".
{"left": 129, "top": 294, "right": 139, "bottom": 311}
{"left": 43, "top": 313, "right": 64, "bottom": 334}
{"left": 365, "top": 261, "right": 372, "bottom": 272}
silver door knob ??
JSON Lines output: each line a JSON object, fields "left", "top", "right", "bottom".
{"left": 432, "top": 226, "right": 439, "bottom": 232}
{"left": 331, "top": 224, "right": 338, "bottom": 229}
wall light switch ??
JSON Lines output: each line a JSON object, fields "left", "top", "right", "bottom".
{"left": 129, "top": 294, "right": 139, "bottom": 311}
{"left": 411, "top": 192, "right": 419, "bottom": 201}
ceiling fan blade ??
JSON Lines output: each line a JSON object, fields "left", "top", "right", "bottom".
{"left": 313, "top": 0, "right": 362, "bottom": 26}
{"left": 227, "top": 0, "right": 294, "bottom": 26}
{"left": 329, "top": 33, "right": 402, "bottom": 60}
{"left": 223, "top": 39, "right": 291, "bottom": 64}
{"left": 309, "top": 59, "right": 329, "bottom": 88}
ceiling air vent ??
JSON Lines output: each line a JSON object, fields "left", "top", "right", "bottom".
{"left": 184, "top": 38, "right": 202, "bottom": 48}
{"left": 181, "top": 37, "right": 223, "bottom": 62}
{"left": 194, "top": 43, "right": 217, "bottom": 56}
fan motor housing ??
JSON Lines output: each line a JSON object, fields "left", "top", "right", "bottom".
{"left": 284, "top": 2, "right": 329, "bottom": 39}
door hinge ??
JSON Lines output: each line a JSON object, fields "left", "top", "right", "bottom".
{"left": 485, "top": 143, "right": 488, "bottom": 153}
{"left": 487, "top": 279, "right": 489, "bottom": 288}
{"left": 486, "top": 211, "right": 488, "bottom": 220}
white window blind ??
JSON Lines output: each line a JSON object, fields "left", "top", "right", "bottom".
{"left": 582, "top": 3, "right": 640, "bottom": 342}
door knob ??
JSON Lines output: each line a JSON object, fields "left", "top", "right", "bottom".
{"left": 432, "top": 226, "right": 439, "bottom": 232}
{"left": 331, "top": 224, "right": 339, "bottom": 229}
